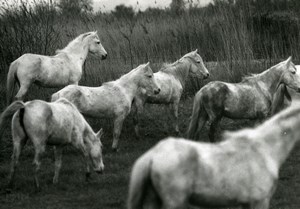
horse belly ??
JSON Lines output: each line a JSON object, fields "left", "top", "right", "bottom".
{"left": 147, "top": 83, "right": 178, "bottom": 104}
{"left": 47, "top": 136, "right": 70, "bottom": 145}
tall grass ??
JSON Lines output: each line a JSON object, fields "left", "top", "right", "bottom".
{"left": 0, "top": 1, "right": 299, "bottom": 93}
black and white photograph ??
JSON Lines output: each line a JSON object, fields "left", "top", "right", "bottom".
{"left": 0, "top": 0, "right": 299, "bottom": 208}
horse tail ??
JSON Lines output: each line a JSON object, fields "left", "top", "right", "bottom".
{"left": 127, "top": 152, "right": 153, "bottom": 209}
{"left": 187, "top": 92, "right": 208, "bottom": 140}
{"left": 0, "top": 101, "right": 25, "bottom": 139}
{"left": 6, "top": 61, "right": 19, "bottom": 105}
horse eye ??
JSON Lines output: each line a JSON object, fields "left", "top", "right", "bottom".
{"left": 292, "top": 71, "right": 296, "bottom": 74}
{"left": 147, "top": 75, "right": 152, "bottom": 78}
{"left": 196, "top": 61, "right": 201, "bottom": 63}
{"left": 96, "top": 41, "right": 100, "bottom": 44}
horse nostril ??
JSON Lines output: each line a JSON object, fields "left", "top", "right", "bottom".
{"left": 96, "top": 169, "right": 103, "bottom": 174}
{"left": 154, "top": 88, "right": 160, "bottom": 95}
{"left": 101, "top": 54, "right": 107, "bottom": 60}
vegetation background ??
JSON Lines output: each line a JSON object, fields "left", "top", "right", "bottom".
{"left": 0, "top": 0, "right": 299, "bottom": 208}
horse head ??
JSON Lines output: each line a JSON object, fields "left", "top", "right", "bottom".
{"left": 280, "top": 56, "right": 300, "bottom": 92}
{"left": 88, "top": 128, "right": 105, "bottom": 174}
{"left": 84, "top": 31, "right": 108, "bottom": 60}
{"left": 136, "top": 62, "right": 160, "bottom": 96}
{"left": 184, "top": 49, "right": 210, "bottom": 79}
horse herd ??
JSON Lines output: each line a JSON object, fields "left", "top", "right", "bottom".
{"left": 1, "top": 31, "right": 300, "bottom": 209}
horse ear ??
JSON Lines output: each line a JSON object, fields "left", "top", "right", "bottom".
{"left": 96, "top": 128, "right": 104, "bottom": 138}
{"left": 145, "top": 62, "right": 150, "bottom": 66}
{"left": 194, "top": 49, "right": 198, "bottom": 53}
{"left": 81, "top": 33, "right": 90, "bottom": 40}
{"left": 286, "top": 56, "right": 292, "bottom": 67}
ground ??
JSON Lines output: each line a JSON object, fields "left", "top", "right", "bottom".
{"left": 0, "top": 97, "right": 299, "bottom": 209}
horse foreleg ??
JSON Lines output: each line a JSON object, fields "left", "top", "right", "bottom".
{"left": 53, "top": 146, "right": 63, "bottom": 184}
{"left": 208, "top": 117, "right": 221, "bottom": 142}
{"left": 249, "top": 198, "right": 270, "bottom": 209}
{"left": 132, "top": 99, "right": 144, "bottom": 140}
{"left": 112, "top": 116, "right": 125, "bottom": 151}
{"left": 79, "top": 143, "right": 91, "bottom": 182}
{"left": 172, "top": 102, "right": 180, "bottom": 135}
{"left": 8, "top": 124, "right": 27, "bottom": 189}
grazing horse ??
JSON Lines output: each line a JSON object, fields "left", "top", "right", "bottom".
{"left": 187, "top": 57, "right": 300, "bottom": 142}
{"left": 0, "top": 98, "right": 104, "bottom": 189}
{"left": 6, "top": 31, "right": 108, "bottom": 104}
{"left": 132, "top": 50, "right": 209, "bottom": 138}
{"left": 128, "top": 102, "right": 300, "bottom": 209}
{"left": 51, "top": 63, "right": 160, "bottom": 151}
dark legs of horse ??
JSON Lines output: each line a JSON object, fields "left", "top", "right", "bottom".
{"left": 242, "top": 198, "right": 271, "bottom": 209}
{"left": 8, "top": 139, "right": 27, "bottom": 189}
{"left": 208, "top": 117, "right": 221, "bottom": 142}
{"left": 33, "top": 142, "right": 45, "bottom": 191}
{"left": 132, "top": 100, "right": 144, "bottom": 140}
{"left": 112, "top": 115, "right": 126, "bottom": 151}
{"left": 8, "top": 114, "right": 27, "bottom": 189}
{"left": 172, "top": 102, "right": 180, "bottom": 136}
{"left": 53, "top": 146, "right": 63, "bottom": 184}
{"left": 79, "top": 142, "right": 91, "bottom": 182}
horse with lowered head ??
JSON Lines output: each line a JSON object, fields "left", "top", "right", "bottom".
{"left": 128, "top": 102, "right": 300, "bottom": 209}
{"left": 0, "top": 98, "right": 104, "bottom": 190}
{"left": 51, "top": 62, "right": 160, "bottom": 151}
{"left": 132, "top": 49, "right": 209, "bottom": 138}
{"left": 187, "top": 57, "right": 300, "bottom": 142}
{"left": 7, "top": 31, "right": 107, "bottom": 104}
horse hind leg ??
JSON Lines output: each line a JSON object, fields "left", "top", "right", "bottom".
{"left": 8, "top": 112, "right": 28, "bottom": 189}
{"left": 14, "top": 81, "right": 32, "bottom": 101}
{"left": 53, "top": 146, "right": 63, "bottom": 184}
{"left": 32, "top": 141, "right": 46, "bottom": 191}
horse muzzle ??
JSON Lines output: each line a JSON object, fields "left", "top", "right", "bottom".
{"left": 154, "top": 88, "right": 161, "bottom": 95}
{"left": 101, "top": 54, "right": 108, "bottom": 60}
{"left": 203, "top": 73, "right": 210, "bottom": 79}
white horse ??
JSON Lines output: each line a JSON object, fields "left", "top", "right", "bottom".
{"left": 0, "top": 98, "right": 104, "bottom": 189}
{"left": 128, "top": 102, "right": 300, "bottom": 209}
{"left": 271, "top": 65, "right": 300, "bottom": 114}
{"left": 187, "top": 57, "right": 300, "bottom": 142}
{"left": 6, "top": 31, "right": 107, "bottom": 104}
{"left": 132, "top": 49, "right": 209, "bottom": 138}
{"left": 51, "top": 62, "right": 160, "bottom": 151}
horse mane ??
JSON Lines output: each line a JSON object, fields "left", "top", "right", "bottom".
{"left": 160, "top": 58, "right": 189, "bottom": 86}
{"left": 241, "top": 60, "right": 287, "bottom": 83}
{"left": 56, "top": 31, "right": 96, "bottom": 54}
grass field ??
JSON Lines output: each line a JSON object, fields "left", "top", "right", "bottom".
{"left": 0, "top": 60, "right": 299, "bottom": 209}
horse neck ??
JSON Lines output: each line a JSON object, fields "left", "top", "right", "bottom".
{"left": 83, "top": 125, "right": 95, "bottom": 149}
{"left": 254, "top": 68, "right": 283, "bottom": 102}
{"left": 257, "top": 112, "right": 300, "bottom": 169}
{"left": 163, "top": 59, "right": 190, "bottom": 87}
{"left": 117, "top": 71, "right": 140, "bottom": 101}
{"left": 62, "top": 40, "right": 89, "bottom": 68}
